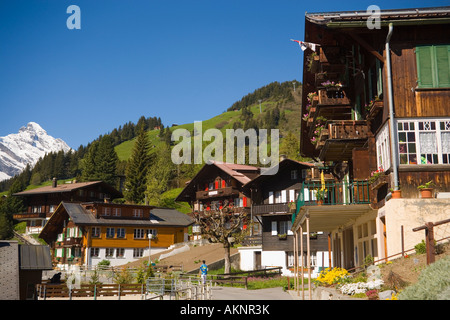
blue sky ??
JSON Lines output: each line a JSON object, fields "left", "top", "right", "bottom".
{"left": 0, "top": 0, "right": 447, "bottom": 148}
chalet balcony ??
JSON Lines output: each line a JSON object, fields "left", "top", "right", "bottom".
{"left": 292, "top": 180, "right": 371, "bottom": 224}
{"left": 318, "top": 89, "right": 350, "bottom": 106}
{"left": 193, "top": 206, "right": 250, "bottom": 216}
{"left": 366, "top": 100, "right": 384, "bottom": 119}
{"left": 195, "top": 186, "right": 240, "bottom": 200}
{"left": 315, "top": 120, "right": 370, "bottom": 162}
{"left": 252, "top": 203, "right": 294, "bottom": 215}
{"left": 63, "top": 237, "right": 83, "bottom": 247}
{"left": 13, "top": 211, "right": 47, "bottom": 220}
{"left": 242, "top": 235, "right": 262, "bottom": 246}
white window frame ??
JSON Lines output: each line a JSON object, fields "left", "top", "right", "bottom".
{"left": 397, "top": 118, "right": 450, "bottom": 165}
{"left": 375, "top": 122, "right": 391, "bottom": 171}
{"left": 116, "top": 228, "right": 125, "bottom": 238}
{"left": 105, "top": 248, "right": 115, "bottom": 258}
{"left": 91, "top": 227, "right": 101, "bottom": 238}
{"left": 116, "top": 248, "right": 125, "bottom": 258}
{"left": 133, "top": 209, "right": 143, "bottom": 218}
{"left": 133, "top": 248, "right": 144, "bottom": 258}
{"left": 134, "top": 228, "right": 145, "bottom": 239}
{"left": 102, "top": 207, "right": 111, "bottom": 216}
{"left": 106, "top": 227, "right": 115, "bottom": 238}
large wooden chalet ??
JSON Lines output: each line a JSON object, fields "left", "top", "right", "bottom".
{"left": 175, "top": 161, "right": 260, "bottom": 238}
{"left": 292, "top": 6, "right": 450, "bottom": 275}
{"left": 39, "top": 201, "right": 194, "bottom": 268}
{"left": 240, "top": 158, "right": 329, "bottom": 276}
{"left": 13, "top": 179, "right": 123, "bottom": 234}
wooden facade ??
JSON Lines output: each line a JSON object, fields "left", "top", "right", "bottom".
{"left": 175, "top": 161, "right": 259, "bottom": 216}
{"left": 294, "top": 7, "right": 450, "bottom": 271}
{"left": 300, "top": 8, "right": 450, "bottom": 201}
{"left": 13, "top": 180, "right": 123, "bottom": 233}
{"left": 242, "top": 158, "right": 329, "bottom": 254}
{"left": 39, "top": 202, "right": 193, "bottom": 267}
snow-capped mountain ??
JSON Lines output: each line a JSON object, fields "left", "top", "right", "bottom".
{"left": 0, "top": 122, "right": 71, "bottom": 181}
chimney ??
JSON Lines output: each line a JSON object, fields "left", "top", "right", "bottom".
{"left": 52, "top": 177, "right": 57, "bottom": 188}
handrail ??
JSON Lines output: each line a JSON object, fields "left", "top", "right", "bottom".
{"left": 292, "top": 180, "right": 371, "bottom": 224}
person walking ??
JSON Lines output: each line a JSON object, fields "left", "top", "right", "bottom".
{"left": 200, "top": 260, "right": 208, "bottom": 285}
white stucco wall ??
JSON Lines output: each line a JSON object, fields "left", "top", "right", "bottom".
{"left": 382, "top": 198, "right": 450, "bottom": 258}
{"left": 238, "top": 246, "right": 262, "bottom": 271}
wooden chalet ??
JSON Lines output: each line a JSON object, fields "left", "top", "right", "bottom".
{"left": 39, "top": 202, "right": 194, "bottom": 268}
{"left": 175, "top": 161, "right": 260, "bottom": 239}
{"left": 13, "top": 179, "right": 123, "bottom": 234}
{"left": 292, "top": 6, "right": 450, "bottom": 278}
{"left": 240, "top": 158, "right": 329, "bottom": 276}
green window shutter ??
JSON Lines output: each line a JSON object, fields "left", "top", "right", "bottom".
{"left": 435, "top": 45, "right": 450, "bottom": 87}
{"left": 416, "top": 46, "right": 434, "bottom": 88}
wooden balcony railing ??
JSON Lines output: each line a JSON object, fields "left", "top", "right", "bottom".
{"left": 292, "top": 180, "right": 371, "bottom": 223}
{"left": 13, "top": 212, "right": 47, "bottom": 220}
{"left": 318, "top": 89, "right": 350, "bottom": 106}
{"left": 325, "top": 120, "right": 369, "bottom": 140}
{"left": 195, "top": 186, "right": 240, "bottom": 200}
{"left": 63, "top": 237, "right": 83, "bottom": 247}
{"left": 252, "top": 203, "right": 294, "bottom": 215}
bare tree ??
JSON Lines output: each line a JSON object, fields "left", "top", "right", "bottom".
{"left": 191, "top": 200, "right": 248, "bottom": 274}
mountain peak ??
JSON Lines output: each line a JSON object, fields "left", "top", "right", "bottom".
{"left": 0, "top": 122, "right": 71, "bottom": 181}
{"left": 20, "top": 122, "right": 45, "bottom": 133}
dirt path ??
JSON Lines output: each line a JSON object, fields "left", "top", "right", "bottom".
{"left": 124, "top": 243, "right": 238, "bottom": 273}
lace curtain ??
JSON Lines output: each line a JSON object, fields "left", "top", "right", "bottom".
{"left": 442, "top": 132, "right": 450, "bottom": 153}
{"left": 419, "top": 132, "right": 437, "bottom": 154}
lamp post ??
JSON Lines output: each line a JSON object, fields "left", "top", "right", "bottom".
{"left": 148, "top": 232, "right": 153, "bottom": 266}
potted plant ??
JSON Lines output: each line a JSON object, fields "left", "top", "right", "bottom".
{"left": 288, "top": 201, "right": 296, "bottom": 213}
{"left": 417, "top": 181, "right": 434, "bottom": 198}
{"left": 278, "top": 233, "right": 287, "bottom": 240}
{"left": 390, "top": 187, "right": 402, "bottom": 199}
{"left": 315, "top": 189, "right": 326, "bottom": 205}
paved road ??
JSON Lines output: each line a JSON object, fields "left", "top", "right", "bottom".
{"left": 211, "top": 286, "right": 294, "bottom": 300}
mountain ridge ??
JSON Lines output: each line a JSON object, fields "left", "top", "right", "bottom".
{"left": 0, "top": 122, "right": 71, "bottom": 181}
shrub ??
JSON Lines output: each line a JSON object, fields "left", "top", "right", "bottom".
{"left": 399, "top": 256, "right": 450, "bottom": 300}
{"left": 338, "top": 279, "right": 384, "bottom": 295}
{"left": 414, "top": 240, "right": 427, "bottom": 254}
{"left": 315, "top": 267, "right": 349, "bottom": 286}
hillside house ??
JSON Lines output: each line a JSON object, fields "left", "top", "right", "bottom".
{"left": 38, "top": 202, "right": 194, "bottom": 268}
{"left": 293, "top": 6, "right": 450, "bottom": 275}
{"left": 240, "top": 158, "right": 330, "bottom": 276}
{"left": 13, "top": 180, "right": 123, "bottom": 234}
{"left": 175, "top": 161, "right": 260, "bottom": 239}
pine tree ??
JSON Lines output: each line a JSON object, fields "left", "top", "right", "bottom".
{"left": 146, "top": 143, "right": 175, "bottom": 205}
{"left": 95, "top": 135, "right": 119, "bottom": 186}
{"left": 81, "top": 136, "right": 118, "bottom": 186}
{"left": 81, "top": 141, "right": 99, "bottom": 181}
{"left": 124, "top": 129, "right": 152, "bottom": 204}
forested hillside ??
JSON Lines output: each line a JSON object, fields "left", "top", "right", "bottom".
{"left": 0, "top": 80, "right": 304, "bottom": 237}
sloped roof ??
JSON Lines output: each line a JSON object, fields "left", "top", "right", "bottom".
{"left": 175, "top": 161, "right": 260, "bottom": 202}
{"left": 39, "top": 202, "right": 194, "bottom": 243}
{"left": 13, "top": 181, "right": 123, "bottom": 198}
{"left": 306, "top": 6, "right": 450, "bottom": 26}
{"left": 19, "top": 245, "right": 53, "bottom": 270}
{"left": 211, "top": 161, "right": 259, "bottom": 185}
{"left": 242, "top": 158, "right": 313, "bottom": 193}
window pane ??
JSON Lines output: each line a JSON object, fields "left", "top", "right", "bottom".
{"left": 420, "top": 132, "right": 437, "bottom": 153}
{"left": 400, "top": 154, "right": 408, "bottom": 164}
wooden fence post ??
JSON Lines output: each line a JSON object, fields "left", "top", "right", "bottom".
{"left": 425, "top": 222, "right": 435, "bottom": 265}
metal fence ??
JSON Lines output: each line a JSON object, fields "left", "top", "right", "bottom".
{"left": 292, "top": 180, "right": 371, "bottom": 223}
